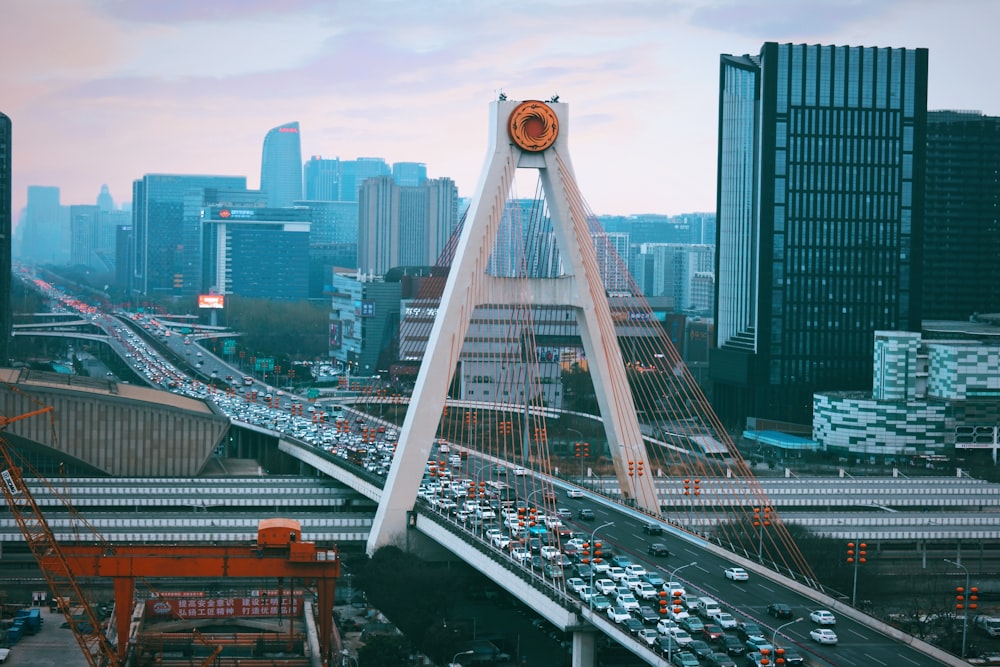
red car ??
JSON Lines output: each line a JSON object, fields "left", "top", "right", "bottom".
{"left": 701, "top": 623, "right": 725, "bottom": 642}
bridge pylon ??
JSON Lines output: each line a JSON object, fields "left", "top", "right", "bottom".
{"left": 367, "top": 98, "right": 659, "bottom": 554}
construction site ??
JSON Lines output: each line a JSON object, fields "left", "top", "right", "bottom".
{"left": 0, "top": 403, "right": 344, "bottom": 667}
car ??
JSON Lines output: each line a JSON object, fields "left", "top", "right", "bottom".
{"left": 607, "top": 606, "right": 632, "bottom": 623}
{"left": 566, "top": 577, "right": 587, "bottom": 593}
{"left": 712, "top": 611, "right": 738, "bottom": 629}
{"left": 543, "top": 563, "right": 563, "bottom": 579}
{"left": 591, "top": 559, "right": 610, "bottom": 573}
{"left": 648, "top": 543, "right": 671, "bottom": 557}
{"left": 809, "top": 609, "right": 837, "bottom": 625}
{"left": 590, "top": 594, "right": 611, "bottom": 611}
{"left": 491, "top": 533, "right": 511, "bottom": 549}
{"left": 577, "top": 508, "right": 595, "bottom": 520}
{"left": 744, "top": 637, "right": 773, "bottom": 655}
{"left": 513, "top": 466, "right": 529, "bottom": 476}
{"left": 724, "top": 567, "right": 749, "bottom": 581}
{"left": 556, "top": 508, "right": 573, "bottom": 520}
{"left": 666, "top": 627, "right": 693, "bottom": 646}
{"left": 0, "top": 647, "right": 10, "bottom": 663}
{"left": 664, "top": 581, "right": 686, "bottom": 596}
{"left": 540, "top": 545, "right": 559, "bottom": 560}
{"left": 625, "top": 563, "right": 647, "bottom": 577}
{"left": 622, "top": 617, "right": 645, "bottom": 635}
{"left": 745, "top": 651, "right": 771, "bottom": 667}
{"left": 633, "top": 582, "right": 658, "bottom": 601}
{"left": 656, "top": 617, "right": 678, "bottom": 633}
{"left": 766, "top": 602, "right": 794, "bottom": 619}
{"left": 809, "top": 628, "right": 838, "bottom": 645}
{"left": 577, "top": 585, "right": 596, "bottom": 602}
{"left": 705, "top": 652, "right": 737, "bottom": 667}
{"left": 679, "top": 615, "right": 705, "bottom": 634}
{"left": 594, "top": 578, "right": 617, "bottom": 595}
{"left": 737, "top": 622, "right": 766, "bottom": 641}
{"left": 670, "top": 651, "right": 700, "bottom": 667}
{"left": 566, "top": 488, "right": 584, "bottom": 498}
{"left": 655, "top": 635, "right": 682, "bottom": 657}
{"left": 575, "top": 563, "right": 594, "bottom": 579}
{"left": 511, "top": 547, "right": 531, "bottom": 563}
{"left": 701, "top": 623, "right": 725, "bottom": 642}
{"left": 688, "top": 639, "right": 714, "bottom": 659}
{"left": 679, "top": 594, "right": 701, "bottom": 612}
{"left": 774, "top": 646, "right": 805, "bottom": 665}
{"left": 606, "top": 566, "right": 627, "bottom": 581}
{"left": 644, "top": 571, "right": 666, "bottom": 587}
{"left": 719, "top": 633, "right": 745, "bottom": 656}
{"left": 635, "top": 605, "right": 660, "bottom": 625}
{"left": 637, "top": 627, "right": 659, "bottom": 646}
{"left": 611, "top": 554, "right": 633, "bottom": 568}
{"left": 616, "top": 593, "right": 640, "bottom": 612}
{"left": 529, "top": 555, "right": 544, "bottom": 570}
{"left": 643, "top": 522, "right": 665, "bottom": 535}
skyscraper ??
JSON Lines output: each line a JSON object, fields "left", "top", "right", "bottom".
{"left": 0, "top": 112, "right": 11, "bottom": 365}
{"left": 922, "top": 111, "right": 1000, "bottom": 320}
{"left": 713, "top": 42, "right": 928, "bottom": 425}
{"left": 260, "top": 122, "right": 302, "bottom": 208}
{"left": 18, "top": 186, "right": 65, "bottom": 264}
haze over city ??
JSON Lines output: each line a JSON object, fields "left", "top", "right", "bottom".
{"left": 3, "top": 0, "right": 999, "bottom": 219}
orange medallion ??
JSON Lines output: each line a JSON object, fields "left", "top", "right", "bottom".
{"left": 508, "top": 100, "right": 559, "bottom": 152}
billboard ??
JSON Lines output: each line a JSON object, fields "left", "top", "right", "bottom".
{"left": 198, "top": 294, "right": 225, "bottom": 309}
{"left": 145, "top": 595, "right": 303, "bottom": 619}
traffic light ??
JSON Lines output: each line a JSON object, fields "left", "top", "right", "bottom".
{"left": 971, "top": 587, "right": 979, "bottom": 611}
{"left": 574, "top": 442, "right": 589, "bottom": 458}
{"left": 753, "top": 506, "right": 771, "bottom": 527}
{"left": 498, "top": 421, "right": 513, "bottom": 436}
{"left": 684, "top": 478, "right": 701, "bottom": 496}
{"left": 956, "top": 586, "right": 966, "bottom": 611}
{"left": 847, "top": 542, "right": 867, "bottom": 564}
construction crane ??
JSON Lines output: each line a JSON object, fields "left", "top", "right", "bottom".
{"left": 0, "top": 405, "right": 120, "bottom": 666}
{"left": 1, "top": 402, "right": 342, "bottom": 666}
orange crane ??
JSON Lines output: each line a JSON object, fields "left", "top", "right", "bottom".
{"left": 1, "top": 404, "right": 342, "bottom": 666}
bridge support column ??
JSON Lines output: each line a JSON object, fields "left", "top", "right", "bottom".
{"left": 571, "top": 630, "right": 596, "bottom": 667}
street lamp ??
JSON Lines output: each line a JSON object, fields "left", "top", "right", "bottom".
{"left": 668, "top": 560, "right": 698, "bottom": 582}
{"left": 449, "top": 649, "right": 475, "bottom": 667}
{"left": 772, "top": 616, "right": 803, "bottom": 653}
{"left": 945, "top": 558, "right": 972, "bottom": 658}
{"left": 587, "top": 521, "right": 615, "bottom": 606}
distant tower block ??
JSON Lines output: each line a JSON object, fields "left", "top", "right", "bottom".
{"left": 367, "top": 99, "right": 659, "bottom": 554}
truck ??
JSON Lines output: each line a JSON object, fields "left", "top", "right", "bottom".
{"left": 976, "top": 615, "right": 1000, "bottom": 637}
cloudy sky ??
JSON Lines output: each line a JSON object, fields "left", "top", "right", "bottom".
{"left": 3, "top": 0, "right": 998, "bottom": 219}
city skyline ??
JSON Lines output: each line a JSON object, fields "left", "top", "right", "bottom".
{"left": 3, "top": 0, "right": 999, "bottom": 219}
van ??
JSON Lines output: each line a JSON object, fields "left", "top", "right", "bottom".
{"left": 696, "top": 596, "right": 721, "bottom": 618}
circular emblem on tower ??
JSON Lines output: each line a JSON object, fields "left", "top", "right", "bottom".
{"left": 508, "top": 100, "right": 559, "bottom": 152}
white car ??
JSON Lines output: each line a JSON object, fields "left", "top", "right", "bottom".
{"left": 513, "top": 466, "right": 529, "bottom": 476}
{"left": 616, "top": 593, "right": 640, "bottom": 612}
{"left": 578, "top": 585, "right": 597, "bottom": 602}
{"left": 594, "top": 578, "right": 617, "bottom": 595}
{"left": 712, "top": 611, "right": 738, "bottom": 629}
{"left": 607, "top": 566, "right": 627, "bottom": 581}
{"left": 633, "top": 582, "right": 658, "bottom": 601}
{"left": 566, "top": 577, "right": 587, "bottom": 593}
{"left": 566, "top": 488, "right": 584, "bottom": 498}
{"left": 607, "top": 606, "right": 632, "bottom": 623}
{"left": 624, "top": 564, "right": 647, "bottom": 577}
{"left": 490, "top": 533, "right": 511, "bottom": 549}
{"left": 809, "top": 609, "right": 837, "bottom": 625}
{"left": 810, "top": 628, "right": 838, "bottom": 645}
{"left": 510, "top": 547, "right": 531, "bottom": 563}
{"left": 666, "top": 627, "right": 693, "bottom": 646}
{"left": 724, "top": 567, "right": 749, "bottom": 581}
{"left": 591, "top": 559, "right": 610, "bottom": 573}
{"left": 656, "top": 618, "right": 678, "bottom": 635}
{"left": 540, "top": 546, "right": 559, "bottom": 560}
{"left": 664, "top": 581, "right": 686, "bottom": 597}
{"left": 637, "top": 627, "right": 659, "bottom": 646}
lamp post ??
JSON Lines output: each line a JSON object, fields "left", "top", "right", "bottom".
{"left": 772, "top": 616, "right": 803, "bottom": 654}
{"left": 668, "top": 560, "right": 698, "bottom": 583}
{"left": 587, "top": 521, "right": 615, "bottom": 606}
{"left": 449, "top": 649, "right": 475, "bottom": 667}
{"left": 945, "top": 558, "right": 972, "bottom": 658}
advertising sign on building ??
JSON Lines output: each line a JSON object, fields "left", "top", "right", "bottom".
{"left": 145, "top": 595, "right": 303, "bottom": 619}
{"left": 198, "top": 294, "right": 225, "bottom": 309}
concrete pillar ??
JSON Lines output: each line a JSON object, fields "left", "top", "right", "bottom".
{"left": 571, "top": 630, "right": 596, "bottom": 667}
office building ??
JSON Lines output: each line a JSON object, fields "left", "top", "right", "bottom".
{"left": 201, "top": 205, "right": 310, "bottom": 300}
{"left": 0, "top": 112, "right": 10, "bottom": 365}
{"left": 713, "top": 42, "right": 928, "bottom": 425}
{"left": 357, "top": 176, "right": 458, "bottom": 276}
{"left": 922, "top": 111, "right": 1000, "bottom": 320}
{"left": 131, "top": 174, "right": 246, "bottom": 296}
{"left": 391, "top": 162, "right": 427, "bottom": 187}
{"left": 17, "top": 186, "right": 66, "bottom": 265}
{"left": 260, "top": 122, "right": 302, "bottom": 208}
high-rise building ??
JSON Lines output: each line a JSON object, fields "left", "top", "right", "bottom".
{"left": 131, "top": 174, "right": 246, "bottom": 296}
{"left": 357, "top": 176, "right": 458, "bottom": 275}
{"left": 713, "top": 42, "right": 928, "bottom": 425}
{"left": 392, "top": 162, "right": 427, "bottom": 187}
{"left": 0, "top": 112, "right": 11, "bottom": 365}
{"left": 17, "top": 186, "right": 66, "bottom": 264}
{"left": 260, "top": 122, "right": 302, "bottom": 208}
{"left": 922, "top": 111, "right": 1000, "bottom": 320}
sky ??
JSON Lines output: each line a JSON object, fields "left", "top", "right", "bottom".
{"left": 3, "top": 0, "right": 999, "bottom": 220}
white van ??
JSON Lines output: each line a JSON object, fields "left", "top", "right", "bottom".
{"left": 696, "top": 596, "right": 721, "bottom": 618}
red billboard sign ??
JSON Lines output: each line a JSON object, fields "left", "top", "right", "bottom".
{"left": 198, "top": 294, "right": 225, "bottom": 309}
{"left": 145, "top": 595, "right": 302, "bottom": 619}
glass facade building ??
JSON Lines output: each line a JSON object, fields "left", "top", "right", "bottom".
{"left": 260, "top": 122, "right": 303, "bottom": 208}
{"left": 713, "top": 42, "right": 928, "bottom": 425}
{"left": 923, "top": 111, "right": 1000, "bottom": 320}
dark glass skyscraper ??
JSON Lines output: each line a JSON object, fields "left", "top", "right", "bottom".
{"left": 923, "top": 110, "right": 1000, "bottom": 320}
{"left": 0, "top": 112, "right": 11, "bottom": 365}
{"left": 712, "top": 42, "right": 928, "bottom": 425}
{"left": 260, "top": 122, "right": 302, "bottom": 208}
